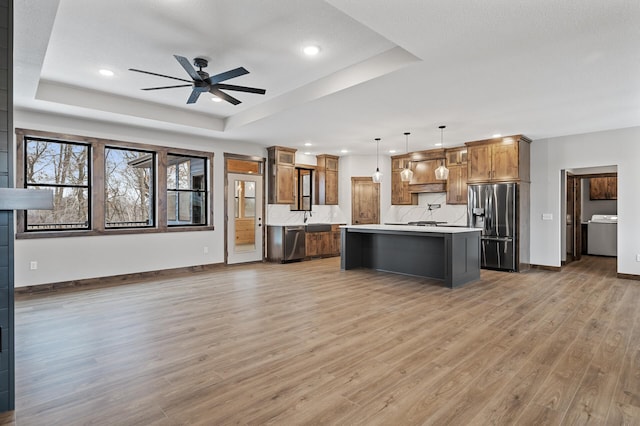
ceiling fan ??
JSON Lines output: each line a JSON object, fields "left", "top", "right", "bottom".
{"left": 129, "top": 55, "right": 266, "bottom": 105}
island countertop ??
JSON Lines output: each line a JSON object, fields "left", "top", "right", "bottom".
{"left": 341, "top": 224, "right": 480, "bottom": 234}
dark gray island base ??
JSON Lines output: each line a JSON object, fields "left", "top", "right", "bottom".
{"left": 340, "top": 225, "right": 481, "bottom": 288}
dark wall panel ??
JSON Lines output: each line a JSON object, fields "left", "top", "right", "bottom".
{"left": 0, "top": 0, "right": 13, "bottom": 412}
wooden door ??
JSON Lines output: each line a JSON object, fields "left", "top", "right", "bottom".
{"left": 351, "top": 177, "right": 380, "bottom": 225}
{"left": 467, "top": 144, "right": 492, "bottom": 182}
{"left": 491, "top": 141, "right": 519, "bottom": 181}
{"left": 565, "top": 173, "right": 581, "bottom": 263}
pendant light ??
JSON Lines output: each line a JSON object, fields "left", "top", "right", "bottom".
{"left": 434, "top": 125, "right": 449, "bottom": 180}
{"left": 400, "top": 132, "right": 413, "bottom": 182}
{"left": 372, "top": 138, "right": 383, "bottom": 183}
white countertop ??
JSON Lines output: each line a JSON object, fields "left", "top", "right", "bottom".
{"left": 341, "top": 224, "right": 481, "bottom": 234}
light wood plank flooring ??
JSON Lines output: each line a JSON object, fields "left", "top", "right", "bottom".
{"left": 1, "top": 255, "right": 639, "bottom": 425}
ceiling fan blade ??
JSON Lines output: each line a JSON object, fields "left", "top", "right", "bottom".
{"left": 129, "top": 68, "right": 192, "bottom": 83}
{"left": 214, "top": 84, "right": 266, "bottom": 95}
{"left": 141, "top": 84, "right": 192, "bottom": 91}
{"left": 209, "top": 88, "right": 241, "bottom": 105}
{"left": 174, "top": 55, "right": 203, "bottom": 81}
{"left": 186, "top": 90, "right": 202, "bottom": 104}
{"left": 207, "top": 67, "right": 249, "bottom": 85}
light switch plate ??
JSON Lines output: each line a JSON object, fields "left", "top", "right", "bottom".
{"left": 542, "top": 213, "right": 553, "bottom": 221}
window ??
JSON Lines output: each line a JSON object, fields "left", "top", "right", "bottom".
{"left": 167, "top": 155, "right": 207, "bottom": 226}
{"left": 105, "top": 147, "right": 155, "bottom": 228}
{"left": 15, "top": 129, "right": 215, "bottom": 238}
{"left": 24, "top": 138, "right": 90, "bottom": 231}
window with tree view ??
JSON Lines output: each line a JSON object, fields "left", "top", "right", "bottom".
{"left": 105, "top": 147, "right": 155, "bottom": 228}
{"left": 167, "top": 155, "right": 207, "bottom": 226}
{"left": 25, "top": 138, "right": 90, "bottom": 231}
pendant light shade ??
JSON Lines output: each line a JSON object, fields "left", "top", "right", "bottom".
{"left": 435, "top": 125, "right": 449, "bottom": 180}
{"left": 372, "top": 138, "right": 383, "bottom": 183}
{"left": 400, "top": 132, "right": 413, "bottom": 182}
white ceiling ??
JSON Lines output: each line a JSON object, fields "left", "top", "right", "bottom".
{"left": 14, "top": 0, "right": 640, "bottom": 156}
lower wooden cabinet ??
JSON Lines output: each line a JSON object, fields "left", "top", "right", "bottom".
{"left": 306, "top": 225, "right": 344, "bottom": 258}
{"left": 305, "top": 232, "right": 332, "bottom": 257}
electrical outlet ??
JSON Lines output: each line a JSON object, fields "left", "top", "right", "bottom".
{"left": 203, "top": 246, "right": 209, "bottom": 255}
{"left": 542, "top": 213, "right": 553, "bottom": 221}
{"left": 30, "top": 261, "right": 38, "bottom": 270}
{"left": 636, "top": 254, "right": 640, "bottom": 262}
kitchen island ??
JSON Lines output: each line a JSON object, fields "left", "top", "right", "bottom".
{"left": 341, "top": 224, "right": 481, "bottom": 288}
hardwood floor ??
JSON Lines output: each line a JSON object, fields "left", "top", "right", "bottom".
{"left": 1, "top": 255, "right": 638, "bottom": 425}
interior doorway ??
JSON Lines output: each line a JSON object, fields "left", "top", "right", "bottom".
{"left": 351, "top": 177, "right": 379, "bottom": 225}
{"left": 561, "top": 166, "right": 618, "bottom": 272}
{"left": 225, "top": 156, "right": 265, "bottom": 264}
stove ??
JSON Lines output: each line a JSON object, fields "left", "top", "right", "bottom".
{"left": 407, "top": 221, "right": 447, "bottom": 226}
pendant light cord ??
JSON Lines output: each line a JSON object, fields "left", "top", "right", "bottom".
{"left": 375, "top": 138, "right": 380, "bottom": 170}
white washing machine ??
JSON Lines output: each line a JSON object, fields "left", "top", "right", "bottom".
{"left": 587, "top": 214, "right": 617, "bottom": 256}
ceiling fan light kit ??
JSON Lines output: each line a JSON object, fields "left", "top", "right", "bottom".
{"left": 129, "top": 55, "right": 266, "bottom": 105}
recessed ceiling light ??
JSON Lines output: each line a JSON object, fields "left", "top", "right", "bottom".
{"left": 303, "top": 45, "right": 320, "bottom": 56}
{"left": 99, "top": 69, "right": 114, "bottom": 77}
{"left": 492, "top": 133, "right": 502, "bottom": 138}
{"left": 303, "top": 151, "right": 311, "bottom": 155}
{"left": 340, "top": 149, "right": 348, "bottom": 154}
{"left": 388, "top": 149, "right": 396, "bottom": 154}
{"left": 434, "top": 143, "right": 443, "bottom": 147}
{"left": 304, "top": 142, "right": 312, "bottom": 147}
{"left": 211, "top": 96, "right": 222, "bottom": 103}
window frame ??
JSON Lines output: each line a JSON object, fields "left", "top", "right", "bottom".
{"left": 23, "top": 137, "right": 92, "bottom": 232}
{"left": 104, "top": 146, "right": 157, "bottom": 230}
{"left": 166, "top": 153, "right": 208, "bottom": 227}
{"left": 15, "top": 128, "right": 215, "bottom": 239}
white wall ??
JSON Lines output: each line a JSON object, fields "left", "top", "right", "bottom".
{"left": 530, "top": 126, "right": 640, "bottom": 275}
{"left": 14, "top": 109, "right": 266, "bottom": 286}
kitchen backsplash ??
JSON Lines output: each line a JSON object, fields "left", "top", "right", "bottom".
{"left": 386, "top": 193, "right": 468, "bottom": 225}
{"left": 267, "top": 204, "right": 348, "bottom": 225}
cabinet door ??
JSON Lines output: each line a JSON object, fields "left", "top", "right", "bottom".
{"left": 320, "top": 233, "right": 332, "bottom": 255}
{"left": 325, "top": 170, "right": 338, "bottom": 205}
{"left": 467, "top": 144, "right": 492, "bottom": 182}
{"left": 326, "top": 157, "right": 339, "bottom": 171}
{"left": 276, "top": 164, "right": 295, "bottom": 204}
{"left": 606, "top": 177, "right": 617, "bottom": 200}
{"left": 491, "top": 141, "right": 519, "bottom": 181}
{"left": 410, "top": 159, "right": 440, "bottom": 185}
{"left": 446, "top": 165, "right": 468, "bottom": 204}
{"left": 332, "top": 231, "right": 341, "bottom": 256}
{"left": 589, "top": 177, "right": 608, "bottom": 200}
{"left": 305, "top": 233, "right": 317, "bottom": 257}
{"left": 391, "top": 170, "right": 409, "bottom": 205}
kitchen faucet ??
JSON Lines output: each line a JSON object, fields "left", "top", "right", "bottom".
{"left": 303, "top": 210, "right": 312, "bottom": 223}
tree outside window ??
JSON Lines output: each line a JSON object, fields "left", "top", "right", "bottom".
{"left": 105, "top": 147, "right": 155, "bottom": 228}
{"left": 25, "top": 138, "right": 90, "bottom": 230}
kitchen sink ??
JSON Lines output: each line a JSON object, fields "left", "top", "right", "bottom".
{"left": 305, "top": 223, "right": 332, "bottom": 232}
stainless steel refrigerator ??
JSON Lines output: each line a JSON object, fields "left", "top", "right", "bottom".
{"left": 468, "top": 183, "right": 520, "bottom": 271}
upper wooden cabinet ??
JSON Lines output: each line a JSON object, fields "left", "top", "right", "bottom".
{"left": 445, "top": 147, "right": 468, "bottom": 166}
{"left": 466, "top": 135, "right": 531, "bottom": 184}
{"left": 391, "top": 155, "right": 418, "bottom": 205}
{"left": 590, "top": 176, "right": 617, "bottom": 200}
{"left": 315, "top": 154, "right": 339, "bottom": 205}
{"left": 267, "top": 146, "right": 296, "bottom": 204}
{"left": 447, "top": 164, "right": 468, "bottom": 205}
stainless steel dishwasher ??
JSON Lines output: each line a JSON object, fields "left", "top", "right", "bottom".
{"left": 267, "top": 225, "right": 306, "bottom": 263}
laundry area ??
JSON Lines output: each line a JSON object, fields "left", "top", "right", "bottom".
{"left": 581, "top": 176, "right": 618, "bottom": 257}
